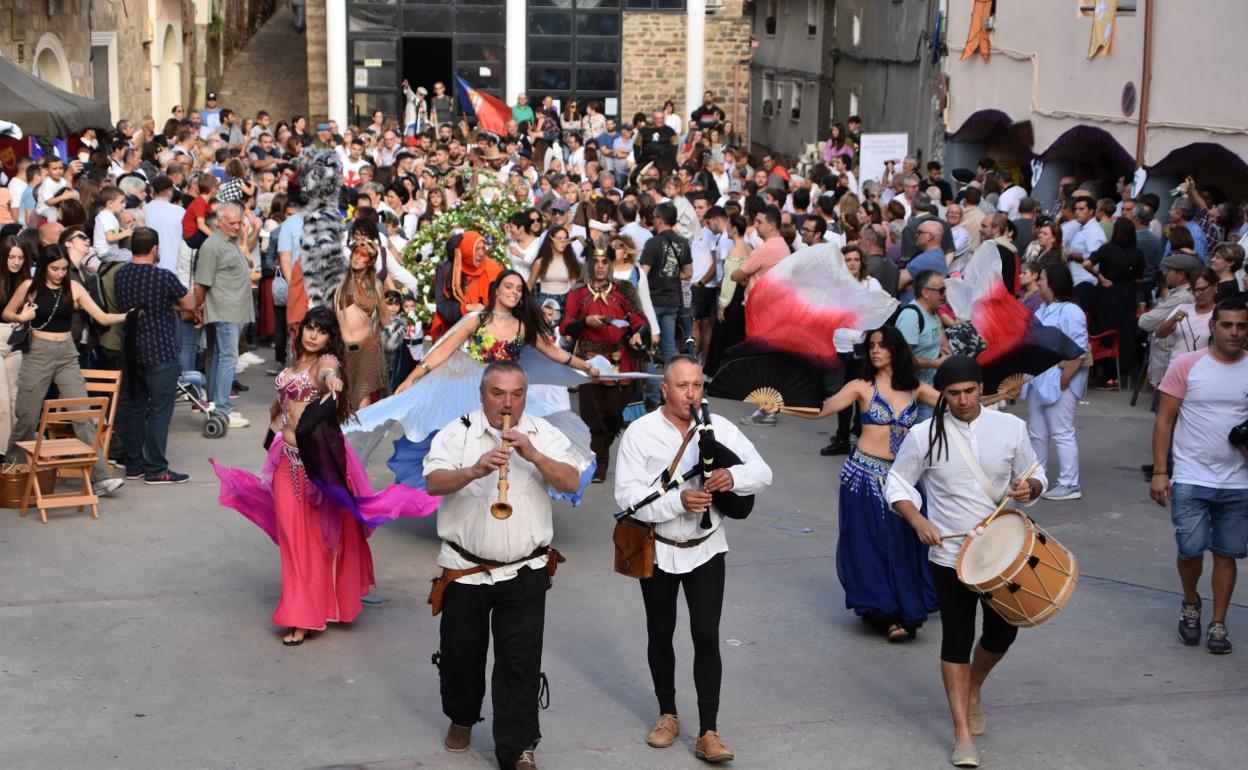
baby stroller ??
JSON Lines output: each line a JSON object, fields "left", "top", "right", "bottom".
{"left": 177, "top": 371, "right": 229, "bottom": 438}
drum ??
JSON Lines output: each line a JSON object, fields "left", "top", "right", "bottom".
{"left": 956, "top": 510, "right": 1078, "bottom": 628}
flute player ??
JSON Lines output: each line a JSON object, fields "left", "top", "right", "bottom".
{"left": 423, "top": 360, "right": 581, "bottom": 770}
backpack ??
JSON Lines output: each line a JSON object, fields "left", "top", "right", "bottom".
{"left": 885, "top": 303, "right": 925, "bottom": 334}
{"left": 87, "top": 261, "right": 126, "bottom": 351}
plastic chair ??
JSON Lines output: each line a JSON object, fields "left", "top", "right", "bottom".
{"left": 1087, "top": 330, "right": 1121, "bottom": 390}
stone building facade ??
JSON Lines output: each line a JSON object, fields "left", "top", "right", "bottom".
{"left": 621, "top": 0, "right": 752, "bottom": 139}
{"left": 314, "top": 0, "right": 752, "bottom": 137}
{"left": 0, "top": 0, "right": 265, "bottom": 132}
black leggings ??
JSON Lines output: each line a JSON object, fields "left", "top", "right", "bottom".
{"left": 639, "top": 552, "right": 725, "bottom": 735}
{"left": 931, "top": 564, "right": 1018, "bottom": 664}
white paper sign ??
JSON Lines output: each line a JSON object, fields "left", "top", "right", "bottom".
{"left": 858, "top": 132, "right": 909, "bottom": 183}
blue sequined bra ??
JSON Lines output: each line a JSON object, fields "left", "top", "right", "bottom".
{"left": 859, "top": 385, "right": 918, "bottom": 455}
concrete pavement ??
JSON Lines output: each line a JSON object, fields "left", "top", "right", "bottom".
{"left": 1, "top": 361, "right": 1245, "bottom": 769}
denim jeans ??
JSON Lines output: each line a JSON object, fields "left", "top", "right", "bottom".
{"left": 1170, "top": 483, "right": 1248, "bottom": 559}
{"left": 654, "top": 305, "right": 679, "bottom": 364}
{"left": 179, "top": 319, "right": 201, "bottom": 375}
{"left": 209, "top": 321, "right": 242, "bottom": 413}
{"left": 123, "top": 360, "right": 181, "bottom": 476}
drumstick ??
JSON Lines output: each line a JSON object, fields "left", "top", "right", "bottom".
{"left": 941, "top": 532, "right": 970, "bottom": 541}
{"left": 981, "top": 460, "right": 1043, "bottom": 529}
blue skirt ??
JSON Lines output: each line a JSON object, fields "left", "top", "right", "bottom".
{"left": 836, "top": 450, "right": 938, "bottom": 627}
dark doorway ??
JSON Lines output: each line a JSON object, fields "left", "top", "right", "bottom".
{"left": 403, "top": 37, "right": 454, "bottom": 102}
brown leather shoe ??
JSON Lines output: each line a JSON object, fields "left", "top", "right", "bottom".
{"left": 695, "top": 730, "right": 735, "bottom": 763}
{"left": 515, "top": 747, "right": 538, "bottom": 769}
{"left": 443, "top": 722, "right": 471, "bottom": 752}
{"left": 647, "top": 713, "right": 680, "bottom": 748}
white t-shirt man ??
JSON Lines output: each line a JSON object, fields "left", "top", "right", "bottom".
{"left": 996, "top": 183, "right": 1026, "bottom": 220}
{"left": 1159, "top": 349, "right": 1248, "bottom": 488}
{"left": 690, "top": 226, "right": 729, "bottom": 288}
{"left": 142, "top": 198, "right": 187, "bottom": 273}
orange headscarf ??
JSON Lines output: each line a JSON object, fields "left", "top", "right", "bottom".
{"left": 452, "top": 230, "right": 502, "bottom": 311}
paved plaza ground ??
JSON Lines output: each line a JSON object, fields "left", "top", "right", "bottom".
{"left": 2, "top": 364, "right": 1245, "bottom": 769}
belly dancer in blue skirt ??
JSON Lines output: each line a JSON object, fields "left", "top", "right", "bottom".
{"left": 768, "top": 326, "right": 940, "bottom": 640}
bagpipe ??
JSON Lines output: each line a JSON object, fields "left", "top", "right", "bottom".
{"left": 613, "top": 399, "right": 754, "bottom": 529}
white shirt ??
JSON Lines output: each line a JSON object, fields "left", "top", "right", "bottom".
{"left": 143, "top": 199, "right": 187, "bottom": 273}
{"left": 690, "top": 226, "right": 729, "bottom": 287}
{"left": 619, "top": 222, "right": 652, "bottom": 254}
{"left": 424, "top": 410, "right": 578, "bottom": 584}
{"left": 614, "top": 409, "right": 773, "bottom": 574}
{"left": 508, "top": 237, "right": 542, "bottom": 280}
{"left": 1067, "top": 218, "right": 1107, "bottom": 261}
{"left": 885, "top": 409, "right": 1046, "bottom": 568}
{"left": 92, "top": 209, "right": 125, "bottom": 263}
{"left": 1159, "top": 349, "right": 1248, "bottom": 489}
{"left": 996, "top": 184, "right": 1026, "bottom": 220}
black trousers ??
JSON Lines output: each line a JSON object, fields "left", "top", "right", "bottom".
{"left": 931, "top": 564, "right": 1019, "bottom": 664}
{"left": 273, "top": 304, "right": 288, "bottom": 365}
{"left": 577, "top": 383, "right": 630, "bottom": 473}
{"left": 438, "top": 566, "right": 550, "bottom": 770}
{"left": 639, "top": 552, "right": 725, "bottom": 735}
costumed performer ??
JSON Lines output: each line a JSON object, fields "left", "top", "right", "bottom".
{"left": 766, "top": 325, "right": 939, "bottom": 640}
{"left": 348, "top": 270, "right": 600, "bottom": 494}
{"left": 614, "top": 356, "right": 773, "bottom": 764}
{"left": 430, "top": 230, "right": 504, "bottom": 340}
{"left": 560, "top": 246, "right": 649, "bottom": 482}
{"left": 424, "top": 361, "right": 581, "bottom": 770}
{"left": 885, "top": 356, "right": 1046, "bottom": 768}
{"left": 211, "top": 307, "right": 438, "bottom": 646}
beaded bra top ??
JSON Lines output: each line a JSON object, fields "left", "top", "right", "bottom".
{"left": 274, "top": 355, "right": 339, "bottom": 425}
{"left": 466, "top": 319, "right": 525, "bottom": 364}
{"left": 859, "top": 385, "right": 918, "bottom": 455}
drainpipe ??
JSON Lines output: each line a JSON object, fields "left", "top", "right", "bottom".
{"left": 732, "top": 36, "right": 759, "bottom": 146}
{"left": 1135, "top": 0, "right": 1154, "bottom": 168}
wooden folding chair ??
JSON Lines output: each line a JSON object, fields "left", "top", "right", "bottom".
{"left": 16, "top": 397, "right": 109, "bottom": 524}
{"left": 46, "top": 370, "right": 122, "bottom": 459}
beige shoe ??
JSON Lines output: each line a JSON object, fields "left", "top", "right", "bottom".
{"left": 515, "top": 747, "right": 538, "bottom": 770}
{"left": 950, "top": 740, "right": 980, "bottom": 768}
{"left": 694, "top": 730, "right": 735, "bottom": 763}
{"left": 647, "top": 713, "right": 680, "bottom": 748}
{"left": 968, "top": 705, "right": 986, "bottom": 736}
{"left": 443, "top": 722, "right": 471, "bottom": 752}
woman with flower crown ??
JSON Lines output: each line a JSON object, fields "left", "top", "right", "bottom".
{"left": 346, "top": 254, "right": 602, "bottom": 499}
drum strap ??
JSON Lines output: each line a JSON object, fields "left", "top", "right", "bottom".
{"left": 946, "top": 424, "right": 1001, "bottom": 505}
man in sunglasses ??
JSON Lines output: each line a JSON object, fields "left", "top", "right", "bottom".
{"left": 895, "top": 269, "right": 951, "bottom": 423}
{"left": 798, "top": 215, "right": 826, "bottom": 249}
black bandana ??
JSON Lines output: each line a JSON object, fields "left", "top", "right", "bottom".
{"left": 933, "top": 355, "right": 983, "bottom": 392}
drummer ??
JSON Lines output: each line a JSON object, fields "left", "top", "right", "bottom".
{"left": 884, "top": 356, "right": 1046, "bottom": 769}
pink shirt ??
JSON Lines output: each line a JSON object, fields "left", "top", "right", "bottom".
{"left": 737, "top": 236, "right": 790, "bottom": 298}
{"left": 1159, "top": 349, "right": 1248, "bottom": 488}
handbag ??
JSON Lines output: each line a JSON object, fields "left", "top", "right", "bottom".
{"left": 946, "top": 322, "right": 987, "bottom": 358}
{"left": 612, "top": 425, "right": 696, "bottom": 580}
{"left": 6, "top": 324, "right": 30, "bottom": 353}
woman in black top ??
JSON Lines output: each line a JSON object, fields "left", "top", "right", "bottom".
{"left": 1210, "top": 242, "right": 1246, "bottom": 302}
{"left": 1088, "top": 218, "right": 1144, "bottom": 383}
{"left": 2, "top": 244, "right": 129, "bottom": 493}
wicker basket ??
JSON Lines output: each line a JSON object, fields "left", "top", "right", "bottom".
{"left": 0, "top": 466, "right": 58, "bottom": 509}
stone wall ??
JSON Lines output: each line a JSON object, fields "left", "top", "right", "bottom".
{"left": 704, "top": 1, "right": 752, "bottom": 144}
{"left": 621, "top": 2, "right": 752, "bottom": 142}
{"left": 305, "top": 0, "right": 329, "bottom": 121}
{"left": 0, "top": 0, "right": 93, "bottom": 95}
{"left": 621, "top": 12, "right": 687, "bottom": 122}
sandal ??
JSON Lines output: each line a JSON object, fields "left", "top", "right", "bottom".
{"left": 282, "top": 628, "right": 310, "bottom": 646}
{"left": 887, "top": 623, "right": 911, "bottom": 642}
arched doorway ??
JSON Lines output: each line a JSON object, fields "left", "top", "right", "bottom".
{"left": 33, "top": 33, "right": 72, "bottom": 91}
{"left": 157, "top": 24, "right": 183, "bottom": 120}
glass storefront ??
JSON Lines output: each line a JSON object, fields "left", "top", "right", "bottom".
{"left": 347, "top": 0, "right": 506, "bottom": 126}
